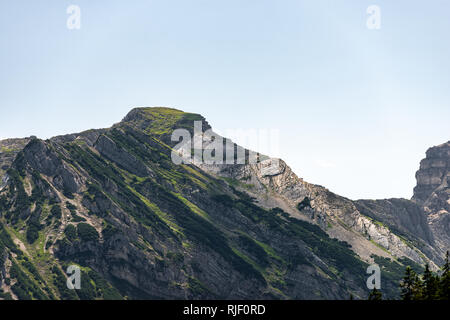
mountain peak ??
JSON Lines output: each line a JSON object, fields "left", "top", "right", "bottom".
{"left": 119, "top": 106, "right": 210, "bottom": 138}
{"left": 122, "top": 107, "right": 186, "bottom": 122}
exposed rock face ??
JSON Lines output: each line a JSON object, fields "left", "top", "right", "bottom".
{"left": 412, "top": 141, "right": 450, "bottom": 257}
{"left": 354, "top": 199, "right": 443, "bottom": 265}
{"left": 413, "top": 141, "right": 450, "bottom": 205}
{"left": 94, "top": 134, "right": 151, "bottom": 177}
{"left": 21, "top": 139, "right": 85, "bottom": 194}
{"left": 355, "top": 199, "right": 434, "bottom": 245}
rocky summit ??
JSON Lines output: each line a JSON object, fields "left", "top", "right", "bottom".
{"left": 0, "top": 107, "right": 448, "bottom": 300}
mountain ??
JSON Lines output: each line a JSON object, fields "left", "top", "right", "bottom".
{"left": 0, "top": 107, "right": 448, "bottom": 300}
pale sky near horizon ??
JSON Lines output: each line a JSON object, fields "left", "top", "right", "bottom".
{"left": 1, "top": 1, "right": 449, "bottom": 200}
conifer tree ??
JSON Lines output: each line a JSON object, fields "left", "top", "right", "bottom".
{"left": 422, "top": 263, "right": 438, "bottom": 300}
{"left": 438, "top": 251, "right": 450, "bottom": 300}
{"left": 400, "top": 267, "right": 421, "bottom": 300}
{"left": 398, "top": 252, "right": 449, "bottom": 300}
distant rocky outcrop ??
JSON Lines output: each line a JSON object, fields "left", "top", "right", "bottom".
{"left": 412, "top": 141, "right": 450, "bottom": 258}
{"left": 413, "top": 141, "right": 449, "bottom": 206}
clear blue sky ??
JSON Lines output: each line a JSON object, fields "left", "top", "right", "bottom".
{"left": 1, "top": 0, "right": 449, "bottom": 200}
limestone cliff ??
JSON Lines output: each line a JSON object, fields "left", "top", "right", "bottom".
{"left": 412, "top": 141, "right": 450, "bottom": 257}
